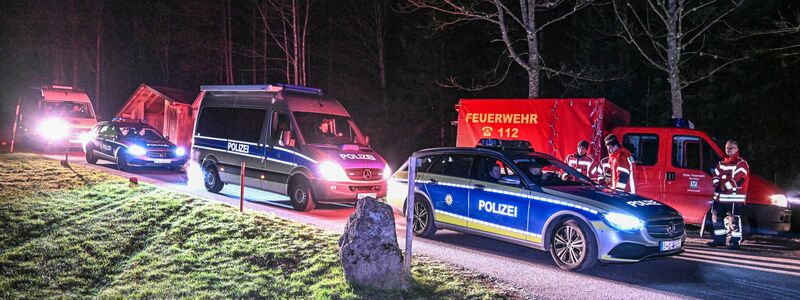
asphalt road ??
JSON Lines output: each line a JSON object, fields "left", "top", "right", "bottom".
{"left": 42, "top": 152, "right": 800, "bottom": 299}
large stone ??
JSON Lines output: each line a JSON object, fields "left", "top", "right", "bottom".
{"left": 338, "top": 197, "right": 406, "bottom": 289}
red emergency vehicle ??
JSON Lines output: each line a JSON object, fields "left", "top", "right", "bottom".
{"left": 456, "top": 98, "right": 792, "bottom": 234}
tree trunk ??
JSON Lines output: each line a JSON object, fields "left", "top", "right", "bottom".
{"left": 666, "top": 0, "right": 683, "bottom": 118}
{"left": 95, "top": 8, "right": 103, "bottom": 117}
{"left": 524, "top": 0, "right": 540, "bottom": 98}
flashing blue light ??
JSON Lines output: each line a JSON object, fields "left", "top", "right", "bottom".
{"left": 276, "top": 84, "right": 323, "bottom": 95}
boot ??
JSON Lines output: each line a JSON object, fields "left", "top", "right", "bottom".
{"left": 727, "top": 237, "right": 741, "bottom": 250}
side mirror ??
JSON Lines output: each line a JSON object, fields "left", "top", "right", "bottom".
{"left": 498, "top": 175, "right": 521, "bottom": 186}
{"left": 165, "top": 135, "right": 170, "bottom": 141}
{"left": 281, "top": 130, "right": 295, "bottom": 147}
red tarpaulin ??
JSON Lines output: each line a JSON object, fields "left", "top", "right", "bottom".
{"left": 456, "top": 98, "right": 629, "bottom": 161}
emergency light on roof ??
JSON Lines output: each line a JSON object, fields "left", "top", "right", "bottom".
{"left": 477, "top": 138, "right": 534, "bottom": 151}
{"left": 112, "top": 117, "right": 147, "bottom": 124}
{"left": 672, "top": 118, "right": 695, "bottom": 129}
{"left": 200, "top": 84, "right": 323, "bottom": 95}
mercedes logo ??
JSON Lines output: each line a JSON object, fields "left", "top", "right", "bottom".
{"left": 363, "top": 169, "right": 373, "bottom": 180}
{"left": 666, "top": 222, "right": 676, "bottom": 235}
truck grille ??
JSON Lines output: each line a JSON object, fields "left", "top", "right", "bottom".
{"left": 646, "top": 218, "right": 685, "bottom": 239}
{"left": 146, "top": 150, "right": 176, "bottom": 159}
{"left": 346, "top": 168, "right": 383, "bottom": 181}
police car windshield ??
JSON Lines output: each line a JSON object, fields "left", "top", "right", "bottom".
{"left": 293, "top": 112, "right": 367, "bottom": 146}
{"left": 513, "top": 156, "right": 594, "bottom": 187}
{"left": 44, "top": 101, "right": 94, "bottom": 119}
{"left": 118, "top": 126, "right": 164, "bottom": 140}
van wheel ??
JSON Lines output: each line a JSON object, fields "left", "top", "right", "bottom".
{"left": 411, "top": 196, "right": 437, "bottom": 238}
{"left": 550, "top": 219, "right": 598, "bottom": 272}
{"left": 85, "top": 145, "right": 98, "bottom": 164}
{"left": 117, "top": 152, "right": 129, "bottom": 171}
{"left": 289, "top": 178, "right": 315, "bottom": 212}
{"left": 203, "top": 163, "right": 224, "bottom": 193}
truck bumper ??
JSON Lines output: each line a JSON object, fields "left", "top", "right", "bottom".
{"left": 748, "top": 203, "right": 792, "bottom": 234}
{"left": 311, "top": 179, "right": 387, "bottom": 203}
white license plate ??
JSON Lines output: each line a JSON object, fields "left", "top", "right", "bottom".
{"left": 357, "top": 193, "right": 377, "bottom": 200}
{"left": 660, "top": 239, "right": 682, "bottom": 251}
{"left": 153, "top": 159, "right": 172, "bottom": 164}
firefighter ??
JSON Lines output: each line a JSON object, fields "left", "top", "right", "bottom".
{"left": 561, "top": 140, "right": 598, "bottom": 181}
{"left": 707, "top": 140, "right": 750, "bottom": 250}
{"left": 604, "top": 134, "right": 636, "bottom": 193}
{"left": 596, "top": 156, "right": 611, "bottom": 187}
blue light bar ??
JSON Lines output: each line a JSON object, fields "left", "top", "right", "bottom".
{"left": 277, "top": 84, "right": 323, "bottom": 95}
{"left": 200, "top": 85, "right": 271, "bottom": 92}
{"left": 477, "top": 138, "right": 533, "bottom": 151}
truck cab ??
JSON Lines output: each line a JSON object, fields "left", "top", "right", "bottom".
{"left": 612, "top": 126, "right": 792, "bottom": 234}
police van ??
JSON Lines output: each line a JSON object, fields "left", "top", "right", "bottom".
{"left": 387, "top": 139, "right": 685, "bottom": 271}
{"left": 192, "top": 85, "right": 390, "bottom": 211}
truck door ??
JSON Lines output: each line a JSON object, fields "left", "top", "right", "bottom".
{"left": 665, "top": 134, "right": 719, "bottom": 224}
{"left": 621, "top": 133, "right": 663, "bottom": 201}
{"left": 467, "top": 156, "right": 530, "bottom": 241}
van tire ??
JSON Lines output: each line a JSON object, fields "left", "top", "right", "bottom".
{"left": 289, "top": 178, "right": 315, "bottom": 212}
{"left": 549, "top": 218, "right": 598, "bottom": 272}
{"left": 85, "top": 145, "right": 98, "bottom": 164}
{"left": 203, "top": 163, "right": 224, "bottom": 193}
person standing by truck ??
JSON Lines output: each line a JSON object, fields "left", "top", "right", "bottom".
{"left": 604, "top": 134, "right": 636, "bottom": 193}
{"left": 707, "top": 140, "right": 750, "bottom": 249}
{"left": 561, "top": 140, "right": 598, "bottom": 181}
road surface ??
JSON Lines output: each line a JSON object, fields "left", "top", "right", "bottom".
{"left": 43, "top": 152, "right": 800, "bottom": 299}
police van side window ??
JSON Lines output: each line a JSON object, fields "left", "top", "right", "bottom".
{"left": 623, "top": 134, "right": 659, "bottom": 166}
{"left": 270, "top": 111, "right": 291, "bottom": 143}
{"left": 228, "top": 108, "right": 266, "bottom": 143}
{"left": 427, "top": 154, "right": 474, "bottom": 178}
{"left": 196, "top": 107, "right": 230, "bottom": 139}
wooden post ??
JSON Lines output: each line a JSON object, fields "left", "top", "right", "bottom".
{"left": 240, "top": 161, "right": 245, "bottom": 213}
{"left": 404, "top": 155, "right": 417, "bottom": 274}
{"left": 10, "top": 98, "right": 20, "bottom": 153}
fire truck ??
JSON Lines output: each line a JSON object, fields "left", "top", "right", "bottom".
{"left": 455, "top": 98, "right": 791, "bottom": 235}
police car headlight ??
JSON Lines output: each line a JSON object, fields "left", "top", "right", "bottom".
{"left": 319, "top": 161, "right": 349, "bottom": 181}
{"left": 383, "top": 164, "right": 392, "bottom": 180}
{"left": 128, "top": 145, "right": 147, "bottom": 156}
{"left": 602, "top": 212, "right": 644, "bottom": 231}
{"left": 38, "top": 118, "right": 70, "bottom": 140}
{"left": 175, "top": 147, "right": 186, "bottom": 156}
{"left": 770, "top": 194, "right": 788, "bottom": 208}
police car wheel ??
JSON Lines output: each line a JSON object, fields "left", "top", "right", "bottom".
{"left": 117, "top": 152, "right": 129, "bottom": 171}
{"left": 412, "top": 197, "right": 437, "bottom": 238}
{"left": 85, "top": 145, "right": 98, "bottom": 164}
{"left": 203, "top": 164, "right": 224, "bottom": 193}
{"left": 550, "top": 219, "right": 598, "bottom": 272}
{"left": 289, "top": 179, "right": 316, "bottom": 212}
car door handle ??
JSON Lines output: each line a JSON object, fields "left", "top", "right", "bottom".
{"left": 427, "top": 179, "right": 438, "bottom": 185}
{"left": 666, "top": 172, "right": 676, "bottom": 181}
{"left": 473, "top": 184, "right": 485, "bottom": 190}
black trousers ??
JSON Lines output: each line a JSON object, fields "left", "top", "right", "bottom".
{"left": 710, "top": 201, "right": 743, "bottom": 246}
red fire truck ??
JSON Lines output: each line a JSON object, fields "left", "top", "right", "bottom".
{"left": 455, "top": 98, "right": 792, "bottom": 235}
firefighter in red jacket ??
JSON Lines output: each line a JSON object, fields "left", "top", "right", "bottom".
{"left": 707, "top": 140, "right": 750, "bottom": 249}
{"left": 604, "top": 135, "right": 636, "bottom": 193}
{"left": 561, "top": 140, "right": 598, "bottom": 181}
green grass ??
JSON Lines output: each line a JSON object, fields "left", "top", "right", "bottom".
{"left": 0, "top": 154, "right": 519, "bottom": 299}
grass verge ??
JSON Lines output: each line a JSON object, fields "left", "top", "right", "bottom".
{"left": 0, "top": 154, "right": 521, "bottom": 299}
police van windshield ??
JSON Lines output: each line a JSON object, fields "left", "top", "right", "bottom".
{"left": 513, "top": 156, "right": 594, "bottom": 187}
{"left": 294, "top": 112, "right": 367, "bottom": 146}
{"left": 118, "top": 126, "right": 164, "bottom": 140}
{"left": 44, "top": 101, "right": 95, "bottom": 119}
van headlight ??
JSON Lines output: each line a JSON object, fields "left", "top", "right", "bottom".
{"left": 128, "top": 145, "right": 147, "bottom": 156}
{"left": 38, "top": 118, "right": 70, "bottom": 140}
{"left": 603, "top": 212, "right": 644, "bottom": 231}
{"left": 175, "top": 147, "right": 186, "bottom": 156}
{"left": 770, "top": 194, "right": 788, "bottom": 208}
{"left": 383, "top": 164, "right": 392, "bottom": 180}
{"left": 319, "top": 161, "right": 349, "bottom": 181}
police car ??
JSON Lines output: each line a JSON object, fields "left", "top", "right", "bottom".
{"left": 387, "top": 139, "right": 685, "bottom": 271}
{"left": 82, "top": 119, "right": 188, "bottom": 171}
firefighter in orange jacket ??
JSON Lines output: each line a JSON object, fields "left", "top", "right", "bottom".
{"left": 604, "top": 135, "right": 636, "bottom": 193}
{"left": 707, "top": 140, "right": 750, "bottom": 249}
{"left": 561, "top": 140, "right": 598, "bottom": 181}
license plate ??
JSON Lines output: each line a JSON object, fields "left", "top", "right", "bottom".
{"left": 660, "top": 239, "right": 682, "bottom": 251}
{"left": 154, "top": 159, "right": 172, "bottom": 164}
{"left": 357, "top": 193, "right": 377, "bottom": 200}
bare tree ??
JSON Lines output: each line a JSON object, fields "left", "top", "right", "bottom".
{"left": 404, "top": 0, "right": 594, "bottom": 98}
{"left": 613, "top": 0, "right": 748, "bottom": 119}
